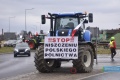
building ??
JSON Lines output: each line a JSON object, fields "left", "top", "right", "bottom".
{"left": 4, "top": 32, "right": 17, "bottom": 40}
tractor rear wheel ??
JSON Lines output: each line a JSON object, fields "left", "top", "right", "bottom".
{"left": 73, "top": 45, "right": 94, "bottom": 73}
{"left": 34, "top": 45, "right": 55, "bottom": 73}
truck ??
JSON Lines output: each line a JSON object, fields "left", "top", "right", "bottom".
{"left": 34, "top": 12, "right": 96, "bottom": 73}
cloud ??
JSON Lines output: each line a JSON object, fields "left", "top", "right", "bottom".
{"left": 0, "top": 0, "right": 120, "bottom": 34}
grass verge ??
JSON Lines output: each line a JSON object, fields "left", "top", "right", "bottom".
{"left": 97, "top": 48, "right": 111, "bottom": 54}
{"left": 0, "top": 47, "right": 14, "bottom": 54}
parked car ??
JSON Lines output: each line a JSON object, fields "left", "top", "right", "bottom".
{"left": 14, "top": 42, "right": 30, "bottom": 57}
{"left": 4, "top": 40, "right": 17, "bottom": 47}
{"left": 16, "top": 39, "right": 22, "bottom": 44}
{"left": 3, "top": 40, "right": 9, "bottom": 47}
{"left": 8, "top": 40, "right": 17, "bottom": 47}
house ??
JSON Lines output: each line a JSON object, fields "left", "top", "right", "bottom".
{"left": 4, "top": 32, "right": 17, "bottom": 40}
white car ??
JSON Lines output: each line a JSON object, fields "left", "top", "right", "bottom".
{"left": 7, "top": 40, "right": 17, "bottom": 47}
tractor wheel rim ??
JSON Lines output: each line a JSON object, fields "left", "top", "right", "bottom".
{"left": 83, "top": 51, "right": 91, "bottom": 67}
{"left": 45, "top": 59, "right": 54, "bottom": 67}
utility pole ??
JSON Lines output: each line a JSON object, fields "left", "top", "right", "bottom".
{"left": 95, "top": 27, "right": 98, "bottom": 64}
{"left": 9, "top": 16, "right": 15, "bottom": 32}
{"left": 25, "top": 8, "right": 34, "bottom": 32}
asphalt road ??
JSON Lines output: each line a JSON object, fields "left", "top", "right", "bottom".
{"left": 0, "top": 52, "right": 36, "bottom": 79}
{"left": 81, "top": 72, "right": 120, "bottom": 80}
{"left": 0, "top": 50, "right": 120, "bottom": 80}
{"left": 80, "top": 50, "right": 120, "bottom": 80}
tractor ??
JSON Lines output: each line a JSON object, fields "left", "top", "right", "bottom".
{"left": 34, "top": 12, "right": 96, "bottom": 73}
{"left": 27, "top": 34, "right": 46, "bottom": 49}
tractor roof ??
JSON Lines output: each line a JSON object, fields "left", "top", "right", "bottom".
{"left": 51, "top": 12, "right": 86, "bottom": 17}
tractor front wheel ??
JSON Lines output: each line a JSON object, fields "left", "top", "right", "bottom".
{"left": 73, "top": 45, "right": 94, "bottom": 73}
{"left": 34, "top": 45, "right": 55, "bottom": 73}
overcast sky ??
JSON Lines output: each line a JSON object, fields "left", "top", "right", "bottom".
{"left": 0, "top": 0, "right": 120, "bottom": 34}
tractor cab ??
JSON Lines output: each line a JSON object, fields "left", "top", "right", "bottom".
{"left": 41, "top": 12, "right": 93, "bottom": 41}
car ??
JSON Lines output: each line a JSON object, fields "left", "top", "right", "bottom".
{"left": 8, "top": 40, "right": 17, "bottom": 47}
{"left": 16, "top": 39, "right": 22, "bottom": 44}
{"left": 6, "top": 40, "right": 13, "bottom": 47}
{"left": 14, "top": 42, "right": 31, "bottom": 57}
{"left": 3, "top": 40, "right": 9, "bottom": 47}
{"left": 13, "top": 39, "right": 22, "bottom": 47}
{"left": 3, "top": 40, "right": 16, "bottom": 47}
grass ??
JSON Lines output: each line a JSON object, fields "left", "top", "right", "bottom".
{"left": 97, "top": 47, "right": 111, "bottom": 54}
{"left": 0, "top": 47, "right": 14, "bottom": 54}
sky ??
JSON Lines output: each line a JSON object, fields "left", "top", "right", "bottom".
{"left": 0, "top": 0, "right": 120, "bottom": 34}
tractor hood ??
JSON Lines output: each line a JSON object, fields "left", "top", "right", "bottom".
{"left": 56, "top": 29, "right": 72, "bottom": 36}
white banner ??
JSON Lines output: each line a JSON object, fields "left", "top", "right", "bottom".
{"left": 44, "top": 36, "right": 78, "bottom": 59}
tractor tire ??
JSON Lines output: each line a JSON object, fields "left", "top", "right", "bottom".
{"left": 28, "top": 40, "right": 35, "bottom": 49}
{"left": 34, "top": 45, "right": 55, "bottom": 73}
{"left": 54, "top": 60, "right": 61, "bottom": 68}
{"left": 73, "top": 45, "right": 94, "bottom": 73}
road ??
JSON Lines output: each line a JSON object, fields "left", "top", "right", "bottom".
{"left": 0, "top": 50, "right": 120, "bottom": 80}
{"left": 81, "top": 72, "right": 120, "bottom": 80}
{"left": 0, "top": 52, "right": 36, "bottom": 79}
{"left": 80, "top": 51, "right": 120, "bottom": 80}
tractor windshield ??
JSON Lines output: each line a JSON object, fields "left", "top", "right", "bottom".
{"left": 55, "top": 17, "right": 78, "bottom": 30}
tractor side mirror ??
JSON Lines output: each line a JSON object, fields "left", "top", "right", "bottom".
{"left": 41, "top": 15, "right": 46, "bottom": 24}
{"left": 88, "top": 13, "right": 93, "bottom": 22}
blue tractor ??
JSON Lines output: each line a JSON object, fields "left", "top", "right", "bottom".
{"left": 34, "top": 12, "right": 96, "bottom": 73}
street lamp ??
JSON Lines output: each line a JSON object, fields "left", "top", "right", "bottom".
{"left": 9, "top": 16, "right": 15, "bottom": 32}
{"left": 25, "top": 8, "right": 34, "bottom": 32}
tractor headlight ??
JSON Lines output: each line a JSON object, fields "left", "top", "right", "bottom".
{"left": 14, "top": 49, "right": 18, "bottom": 52}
